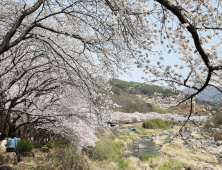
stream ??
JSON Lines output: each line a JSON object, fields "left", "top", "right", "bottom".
{"left": 122, "top": 136, "right": 161, "bottom": 159}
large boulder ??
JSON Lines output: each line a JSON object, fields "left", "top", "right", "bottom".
{"left": 216, "top": 141, "right": 222, "bottom": 146}
{"left": 0, "top": 152, "right": 17, "bottom": 165}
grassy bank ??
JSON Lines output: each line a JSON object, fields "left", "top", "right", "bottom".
{"left": 89, "top": 130, "right": 142, "bottom": 170}
{"left": 142, "top": 118, "right": 181, "bottom": 129}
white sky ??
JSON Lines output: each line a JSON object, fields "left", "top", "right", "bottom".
{"left": 118, "top": 7, "right": 222, "bottom": 91}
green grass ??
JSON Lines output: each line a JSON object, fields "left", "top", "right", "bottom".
{"left": 152, "top": 105, "right": 173, "bottom": 114}
{"left": 163, "top": 138, "right": 171, "bottom": 141}
{"left": 158, "top": 158, "right": 188, "bottom": 170}
{"left": 142, "top": 118, "right": 168, "bottom": 129}
{"left": 142, "top": 118, "right": 181, "bottom": 129}
{"left": 142, "top": 154, "right": 158, "bottom": 161}
{"left": 89, "top": 138, "right": 130, "bottom": 169}
{"left": 117, "top": 158, "right": 130, "bottom": 170}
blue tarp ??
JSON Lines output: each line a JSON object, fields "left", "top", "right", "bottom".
{"left": 113, "top": 128, "right": 136, "bottom": 131}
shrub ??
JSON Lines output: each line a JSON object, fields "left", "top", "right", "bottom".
{"left": 111, "top": 86, "right": 121, "bottom": 95}
{"left": 17, "top": 139, "right": 33, "bottom": 152}
{"left": 146, "top": 103, "right": 152, "bottom": 108}
{"left": 89, "top": 138, "right": 126, "bottom": 165}
{"left": 142, "top": 119, "right": 167, "bottom": 129}
{"left": 34, "top": 140, "right": 58, "bottom": 149}
{"left": 33, "top": 141, "right": 47, "bottom": 148}
{"left": 142, "top": 118, "right": 181, "bottom": 129}
{"left": 33, "top": 142, "right": 42, "bottom": 148}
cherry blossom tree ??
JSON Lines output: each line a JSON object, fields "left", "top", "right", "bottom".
{"left": 1, "top": 0, "right": 222, "bottom": 150}
{"left": 0, "top": 39, "right": 113, "bottom": 148}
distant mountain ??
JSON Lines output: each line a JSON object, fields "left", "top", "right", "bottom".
{"left": 183, "top": 86, "right": 222, "bottom": 104}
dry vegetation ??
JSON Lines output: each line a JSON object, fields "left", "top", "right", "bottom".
{"left": 5, "top": 146, "right": 89, "bottom": 170}
{"left": 110, "top": 91, "right": 151, "bottom": 113}
{"left": 161, "top": 143, "right": 218, "bottom": 163}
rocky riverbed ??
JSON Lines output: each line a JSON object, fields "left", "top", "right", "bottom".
{"left": 147, "top": 127, "right": 222, "bottom": 170}
{"left": 118, "top": 125, "right": 222, "bottom": 169}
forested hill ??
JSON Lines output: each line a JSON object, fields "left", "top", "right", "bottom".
{"left": 108, "top": 78, "right": 181, "bottom": 114}
{"left": 109, "top": 78, "right": 182, "bottom": 97}
{"left": 108, "top": 79, "right": 215, "bottom": 114}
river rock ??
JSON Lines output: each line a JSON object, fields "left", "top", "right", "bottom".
{"left": 216, "top": 141, "right": 222, "bottom": 146}
{"left": 151, "top": 137, "right": 156, "bottom": 141}
{"left": 137, "top": 144, "right": 145, "bottom": 149}
{"left": 0, "top": 152, "right": 17, "bottom": 165}
{"left": 201, "top": 150, "right": 206, "bottom": 154}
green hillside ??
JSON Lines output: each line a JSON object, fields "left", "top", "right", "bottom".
{"left": 108, "top": 79, "right": 215, "bottom": 114}
{"left": 109, "top": 78, "right": 182, "bottom": 97}
{"left": 109, "top": 79, "right": 176, "bottom": 114}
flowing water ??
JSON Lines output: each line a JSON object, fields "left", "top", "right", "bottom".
{"left": 122, "top": 136, "right": 161, "bottom": 159}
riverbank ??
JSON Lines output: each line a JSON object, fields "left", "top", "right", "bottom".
{"left": 145, "top": 126, "right": 222, "bottom": 170}
{"left": 3, "top": 123, "right": 222, "bottom": 170}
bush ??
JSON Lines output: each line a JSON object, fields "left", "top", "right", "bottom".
{"left": 88, "top": 138, "right": 130, "bottom": 168}
{"left": 34, "top": 140, "right": 57, "bottom": 148}
{"left": 33, "top": 142, "right": 42, "bottom": 148}
{"left": 146, "top": 103, "right": 152, "bottom": 108}
{"left": 142, "top": 118, "right": 181, "bottom": 129}
{"left": 142, "top": 119, "right": 167, "bottom": 129}
{"left": 111, "top": 86, "right": 121, "bottom": 95}
{"left": 17, "top": 139, "right": 33, "bottom": 152}
{"left": 33, "top": 141, "right": 47, "bottom": 148}
{"left": 89, "top": 138, "right": 125, "bottom": 161}
{"left": 89, "top": 136, "right": 130, "bottom": 170}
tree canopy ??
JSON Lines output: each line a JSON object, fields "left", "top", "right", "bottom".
{"left": 1, "top": 0, "right": 222, "bottom": 149}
